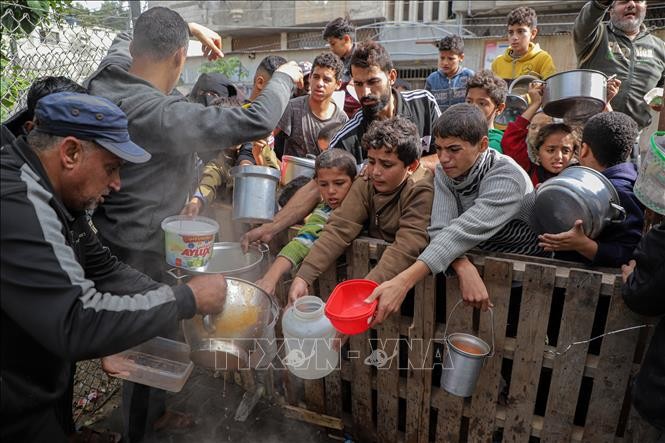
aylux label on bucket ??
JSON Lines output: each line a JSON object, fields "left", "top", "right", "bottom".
{"left": 180, "top": 245, "right": 212, "bottom": 257}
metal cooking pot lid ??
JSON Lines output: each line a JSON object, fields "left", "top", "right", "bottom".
{"left": 534, "top": 184, "right": 594, "bottom": 236}
{"left": 182, "top": 243, "right": 263, "bottom": 274}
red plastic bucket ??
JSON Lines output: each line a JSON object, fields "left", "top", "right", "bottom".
{"left": 324, "top": 279, "right": 378, "bottom": 335}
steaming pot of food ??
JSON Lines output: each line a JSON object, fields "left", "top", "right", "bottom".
{"left": 182, "top": 278, "right": 279, "bottom": 370}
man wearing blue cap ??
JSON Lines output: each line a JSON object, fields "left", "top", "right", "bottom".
{"left": 0, "top": 92, "right": 228, "bottom": 443}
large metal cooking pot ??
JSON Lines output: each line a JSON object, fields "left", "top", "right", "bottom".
{"left": 230, "top": 165, "right": 280, "bottom": 223}
{"left": 172, "top": 242, "right": 268, "bottom": 282}
{"left": 281, "top": 155, "right": 316, "bottom": 185}
{"left": 533, "top": 166, "right": 626, "bottom": 239}
{"left": 182, "top": 278, "right": 280, "bottom": 371}
{"left": 540, "top": 69, "right": 608, "bottom": 121}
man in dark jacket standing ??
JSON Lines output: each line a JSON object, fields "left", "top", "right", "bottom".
{"left": 86, "top": 7, "right": 302, "bottom": 440}
{"left": 0, "top": 92, "right": 227, "bottom": 443}
{"left": 574, "top": 0, "right": 665, "bottom": 130}
{"left": 86, "top": 7, "right": 302, "bottom": 282}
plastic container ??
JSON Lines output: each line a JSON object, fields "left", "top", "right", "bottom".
{"left": 104, "top": 337, "right": 194, "bottom": 392}
{"left": 161, "top": 215, "right": 218, "bottom": 269}
{"left": 634, "top": 132, "right": 665, "bottom": 214}
{"left": 325, "top": 279, "right": 378, "bottom": 335}
{"left": 281, "top": 296, "right": 339, "bottom": 379}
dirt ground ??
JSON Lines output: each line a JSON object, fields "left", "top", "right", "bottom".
{"left": 86, "top": 367, "right": 339, "bottom": 443}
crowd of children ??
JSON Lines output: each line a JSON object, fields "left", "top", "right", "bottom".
{"left": 2, "top": 3, "right": 663, "bottom": 440}
{"left": 173, "top": 5, "right": 658, "bottom": 320}
{"left": 215, "top": 7, "right": 661, "bottom": 355}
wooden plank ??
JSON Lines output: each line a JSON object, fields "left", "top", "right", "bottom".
{"left": 319, "top": 265, "right": 343, "bottom": 418}
{"left": 467, "top": 258, "right": 513, "bottom": 442}
{"left": 435, "top": 274, "right": 474, "bottom": 443}
{"left": 405, "top": 276, "right": 426, "bottom": 443}
{"left": 541, "top": 269, "right": 602, "bottom": 442}
{"left": 418, "top": 275, "right": 436, "bottom": 443}
{"left": 304, "top": 379, "right": 326, "bottom": 414}
{"left": 502, "top": 263, "right": 556, "bottom": 443}
{"left": 282, "top": 404, "right": 345, "bottom": 430}
{"left": 349, "top": 240, "right": 375, "bottom": 442}
{"left": 583, "top": 277, "right": 644, "bottom": 443}
{"left": 376, "top": 310, "right": 400, "bottom": 442}
{"left": 372, "top": 243, "right": 401, "bottom": 442}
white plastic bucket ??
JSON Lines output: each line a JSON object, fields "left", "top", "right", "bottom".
{"left": 634, "top": 132, "right": 665, "bottom": 214}
{"left": 161, "top": 215, "right": 219, "bottom": 269}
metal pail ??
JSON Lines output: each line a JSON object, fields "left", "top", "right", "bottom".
{"left": 230, "top": 166, "right": 280, "bottom": 223}
{"left": 441, "top": 300, "right": 494, "bottom": 397}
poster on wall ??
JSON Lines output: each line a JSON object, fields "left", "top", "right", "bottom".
{"left": 483, "top": 40, "right": 510, "bottom": 70}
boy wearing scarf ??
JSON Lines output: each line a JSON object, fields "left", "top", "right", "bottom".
{"left": 367, "top": 104, "right": 544, "bottom": 322}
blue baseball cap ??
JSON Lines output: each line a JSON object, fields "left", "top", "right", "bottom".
{"left": 34, "top": 92, "right": 151, "bottom": 163}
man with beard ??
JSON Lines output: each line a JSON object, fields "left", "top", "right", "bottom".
{"left": 241, "top": 41, "right": 440, "bottom": 250}
{"left": 574, "top": 0, "right": 664, "bottom": 130}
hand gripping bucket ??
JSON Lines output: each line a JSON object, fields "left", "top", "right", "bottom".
{"left": 440, "top": 300, "right": 495, "bottom": 397}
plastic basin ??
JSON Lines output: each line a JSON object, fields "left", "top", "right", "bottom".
{"left": 325, "top": 279, "right": 378, "bottom": 335}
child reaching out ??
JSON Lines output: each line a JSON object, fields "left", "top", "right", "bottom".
{"left": 287, "top": 116, "right": 434, "bottom": 306}
{"left": 255, "top": 149, "right": 357, "bottom": 296}
{"left": 502, "top": 79, "right": 619, "bottom": 186}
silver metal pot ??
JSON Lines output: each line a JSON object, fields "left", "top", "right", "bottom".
{"left": 173, "top": 242, "right": 268, "bottom": 282}
{"left": 508, "top": 74, "right": 541, "bottom": 97}
{"left": 540, "top": 69, "right": 608, "bottom": 121}
{"left": 534, "top": 166, "right": 626, "bottom": 239}
{"left": 495, "top": 94, "right": 528, "bottom": 129}
{"left": 281, "top": 155, "right": 316, "bottom": 185}
{"left": 230, "top": 165, "right": 280, "bottom": 223}
{"left": 182, "top": 278, "right": 280, "bottom": 371}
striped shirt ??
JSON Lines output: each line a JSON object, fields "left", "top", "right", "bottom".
{"left": 329, "top": 88, "right": 441, "bottom": 164}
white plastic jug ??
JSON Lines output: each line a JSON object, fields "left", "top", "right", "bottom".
{"left": 281, "top": 296, "right": 339, "bottom": 379}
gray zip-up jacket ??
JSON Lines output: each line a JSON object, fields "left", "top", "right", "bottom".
{"left": 86, "top": 33, "right": 294, "bottom": 264}
{"left": 574, "top": 0, "right": 665, "bottom": 129}
{"left": 1, "top": 137, "right": 197, "bottom": 442}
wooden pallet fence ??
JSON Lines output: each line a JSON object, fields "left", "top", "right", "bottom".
{"left": 276, "top": 234, "right": 652, "bottom": 442}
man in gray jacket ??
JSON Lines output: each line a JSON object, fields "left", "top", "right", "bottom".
{"left": 86, "top": 7, "right": 302, "bottom": 283}
{"left": 86, "top": 7, "right": 301, "bottom": 441}
{"left": 574, "top": 0, "right": 665, "bottom": 130}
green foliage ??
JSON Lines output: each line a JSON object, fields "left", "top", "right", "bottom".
{"left": 0, "top": 0, "right": 71, "bottom": 119}
{"left": 200, "top": 57, "right": 248, "bottom": 80}
{"left": 63, "top": 0, "right": 129, "bottom": 32}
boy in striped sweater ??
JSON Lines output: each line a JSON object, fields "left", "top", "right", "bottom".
{"left": 255, "top": 149, "right": 357, "bottom": 296}
{"left": 367, "top": 104, "right": 544, "bottom": 323}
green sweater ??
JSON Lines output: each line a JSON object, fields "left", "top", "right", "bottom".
{"left": 278, "top": 203, "right": 333, "bottom": 266}
{"left": 489, "top": 128, "right": 504, "bottom": 154}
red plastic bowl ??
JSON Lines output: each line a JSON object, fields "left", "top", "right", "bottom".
{"left": 325, "top": 279, "right": 378, "bottom": 335}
